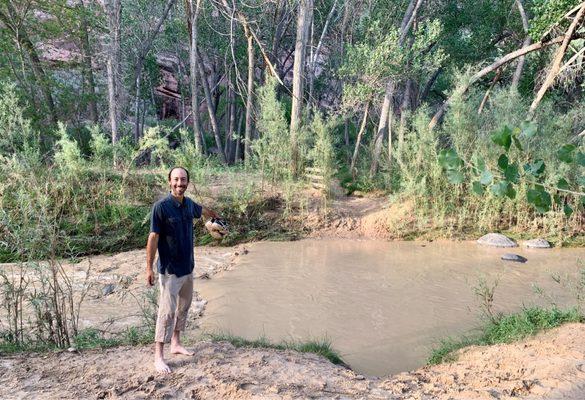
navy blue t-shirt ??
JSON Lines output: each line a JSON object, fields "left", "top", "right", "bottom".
{"left": 150, "top": 193, "right": 203, "bottom": 277}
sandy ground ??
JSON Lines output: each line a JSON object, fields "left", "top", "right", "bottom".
{"left": 2, "top": 323, "right": 585, "bottom": 399}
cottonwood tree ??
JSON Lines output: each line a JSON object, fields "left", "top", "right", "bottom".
{"left": 104, "top": 0, "right": 122, "bottom": 144}
{"left": 290, "top": 0, "right": 313, "bottom": 176}
{"left": 0, "top": 1, "right": 58, "bottom": 125}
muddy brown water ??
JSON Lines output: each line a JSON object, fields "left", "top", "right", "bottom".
{"left": 197, "top": 239, "right": 585, "bottom": 376}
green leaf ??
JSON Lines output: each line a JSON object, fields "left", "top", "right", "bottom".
{"left": 512, "top": 136, "right": 523, "bottom": 151}
{"left": 504, "top": 163, "right": 519, "bottom": 184}
{"left": 578, "top": 176, "right": 585, "bottom": 187}
{"left": 480, "top": 169, "right": 493, "bottom": 185}
{"left": 576, "top": 151, "right": 585, "bottom": 167}
{"left": 498, "top": 154, "right": 509, "bottom": 171}
{"left": 564, "top": 204, "right": 573, "bottom": 217}
{"left": 527, "top": 188, "right": 552, "bottom": 213}
{"left": 554, "top": 194, "right": 561, "bottom": 204}
{"left": 523, "top": 160, "right": 545, "bottom": 176}
{"left": 490, "top": 181, "right": 509, "bottom": 197}
{"left": 446, "top": 169, "right": 465, "bottom": 184}
{"left": 473, "top": 155, "right": 486, "bottom": 173}
{"left": 505, "top": 184, "right": 517, "bottom": 199}
{"left": 557, "top": 178, "right": 569, "bottom": 190}
{"left": 491, "top": 126, "right": 512, "bottom": 151}
{"left": 520, "top": 121, "right": 537, "bottom": 138}
{"left": 557, "top": 144, "right": 576, "bottom": 163}
{"left": 438, "top": 149, "right": 463, "bottom": 169}
{"left": 472, "top": 181, "right": 485, "bottom": 195}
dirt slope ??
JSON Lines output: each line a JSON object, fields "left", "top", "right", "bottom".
{"left": 2, "top": 323, "right": 585, "bottom": 399}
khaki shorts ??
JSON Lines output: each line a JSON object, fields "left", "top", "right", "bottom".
{"left": 154, "top": 272, "right": 193, "bottom": 343}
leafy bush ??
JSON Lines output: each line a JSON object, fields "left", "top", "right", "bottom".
{"left": 393, "top": 85, "right": 584, "bottom": 240}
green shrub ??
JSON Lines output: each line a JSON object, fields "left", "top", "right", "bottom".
{"left": 428, "top": 307, "right": 583, "bottom": 365}
{"left": 254, "top": 76, "right": 292, "bottom": 182}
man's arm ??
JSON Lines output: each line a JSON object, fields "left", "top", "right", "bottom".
{"left": 201, "top": 206, "right": 219, "bottom": 220}
{"left": 146, "top": 232, "right": 159, "bottom": 286}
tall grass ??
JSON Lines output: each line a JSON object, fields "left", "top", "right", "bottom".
{"left": 207, "top": 332, "right": 345, "bottom": 365}
{"left": 428, "top": 307, "right": 583, "bottom": 365}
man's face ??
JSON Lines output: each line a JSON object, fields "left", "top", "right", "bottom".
{"left": 169, "top": 168, "right": 188, "bottom": 197}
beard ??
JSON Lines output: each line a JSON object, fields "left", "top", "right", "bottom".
{"left": 171, "top": 185, "right": 187, "bottom": 195}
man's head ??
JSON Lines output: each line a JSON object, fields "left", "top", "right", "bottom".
{"left": 168, "top": 166, "right": 190, "bottom": 198}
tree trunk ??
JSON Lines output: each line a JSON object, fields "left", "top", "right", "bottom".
{"left": 387, "top": 98, "right": 394, "bottom": 175}
{"left": 225, "top": 72, "right": 236, "bottom": 163}
{"left": 78, "top": 0, "right": 98, "bottom": 123}
{"left": 478, "top": 68, "right": 502, "bottom": 114}
{"left": 104, "top": 0, "right": 122, "bottom": 144}
{"left": 511, "top": 0, "right": 530, "bottom": 90}
{"left": 187, "top": 0, "right": 204, "bottom": 153}
{"left": 369, "top": 80, "right": 394, "bottom": 177}
{"left": 197, "top": 55, "right": 226, "bottom": 163}
{"left": 133, "top": 0, "right": 177, "bottom": 141}
{"left": 419, "top": 67, "right": 442, "bottom": 103}
{"left": 308, "top": 0, "right": 337, "bottom": 105}
{"left": 289, "top": 0, "right": 314, "bottom": 176}
{"left": 369, "top": 0, "right": 423, "bottom": 176}
{"left": 0, "top": 6, "right": 58, "bottom": 125}
{"left": 106, "top": 58, "right": 119, "bottom": 144}
{"left": 350, "top": 103, "right": 369, "bottom": 177}
{"left": 244, "top": 26, "right": 254, "bottom": 166}
{"left": 235, "top": 110, "right": 244, "bottom": 162}
{"left": 398, "top": 80, "right": 412, "bottom": 158}
{"left": 340, "top": 0, "right": 353, "bottom": 167}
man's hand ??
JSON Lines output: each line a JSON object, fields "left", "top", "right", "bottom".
{"left": 146, "top": 268, "right": 155, "bottom": 286}
{"left": 146, "top": 232, "right": 159, "bottom": 287}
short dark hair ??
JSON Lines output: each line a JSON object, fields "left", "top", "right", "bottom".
{"left": 168, "top": 166, "right": 190, "bottom": 182}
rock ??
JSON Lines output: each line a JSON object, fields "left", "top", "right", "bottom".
{"left": 501, "top": 254, "right": 527, "bottom": 263}
{"left": 523, "top": 238, "right": 551, "bottom": 248}
{"left": 477, "top": 233, "right": 518, "bottom": 248}
{"left": 192, "top": 300, "right": 207, "bottom": 316}
{"left": 67, "top": 347, "right": 77, "bottom": 353}
{"left": 101, "top": 284, "right": 116, "bottom": 297}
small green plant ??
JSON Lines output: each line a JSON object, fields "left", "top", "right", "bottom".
{"left": 54, "top": 122, "right": 85, "bottom": 172}
{"left": 473, "top": 277, "right": 500, "bottom": 324}
{"left": 206, "top": 332, "right": 345, "bottom": 365}
{"left": 89, "top": 125, "right": 114, "bottom": 166}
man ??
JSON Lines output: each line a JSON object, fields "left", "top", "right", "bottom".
{"left": 146, "top": 166, "right": 219, "bottom": 373}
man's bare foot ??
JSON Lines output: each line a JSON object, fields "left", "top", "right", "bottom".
{"left": 154, "top": 357, "right": 171, "bottom": 373}
{"left": 170, "top": 344, "right": 194, "bottom": 356}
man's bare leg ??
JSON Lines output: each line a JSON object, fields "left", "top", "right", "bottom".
{"left": 170, "top": 330, "right": 194, "bottom": 356}
{"left": 154, "top": 342, "right": 171, "bottom": 373}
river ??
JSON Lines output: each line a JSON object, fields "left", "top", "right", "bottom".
{"left": 197, "top": 239, "right": 585, "bottom": 376}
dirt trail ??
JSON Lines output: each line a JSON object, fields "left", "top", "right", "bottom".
{"left": 2, "top": 323, "right": 585, "bottom": 399}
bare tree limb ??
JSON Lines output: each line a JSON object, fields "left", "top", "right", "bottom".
{"left": 511, "top": 0, "right": 530, "bottom": 89}
{"left": 478, "top": 68, "right": 502, "bottom": 114}
{"left": 428, "top": 31, "right": 585, "bottom": 130}
{"left": 528, "top": 3, "right": 585, "bottom": 117}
